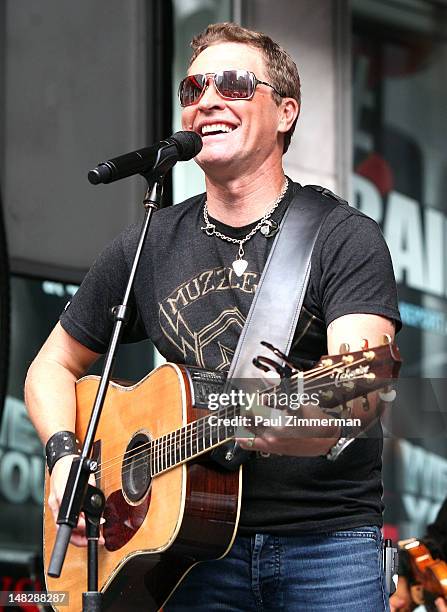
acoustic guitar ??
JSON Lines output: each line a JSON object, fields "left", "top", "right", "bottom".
{"left": 44, "top": 337, "right": 401, "bottom": 611}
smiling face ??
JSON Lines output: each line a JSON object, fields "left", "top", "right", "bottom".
{"left": 181, "top": 42, "right": 288, "bottom": 179}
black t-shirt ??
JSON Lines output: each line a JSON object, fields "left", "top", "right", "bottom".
{"left": 60, "top": 180, "right": 401, "bottom": 534}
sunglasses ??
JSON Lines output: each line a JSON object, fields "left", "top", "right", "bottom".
{"left": 178, "top": 69, "right": 283, "bottom": 107}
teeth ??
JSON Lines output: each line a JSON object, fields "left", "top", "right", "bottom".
{"left": 201, "top": 123, "right": 234, "bottom": 135}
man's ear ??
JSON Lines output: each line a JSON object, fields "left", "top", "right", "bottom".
{"left": 278, "top": 98, "right": 300, "bottom": 133}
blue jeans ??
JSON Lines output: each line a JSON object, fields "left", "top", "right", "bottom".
{"left": 166, "top": 527, "right": 389, "bottom": 611}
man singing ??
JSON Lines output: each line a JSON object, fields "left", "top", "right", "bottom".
{"left": 25, "top": 23, "right": 400, "bottom": 611}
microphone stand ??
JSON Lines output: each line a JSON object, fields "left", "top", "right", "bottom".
{"left": 48, "top": 172, "right": 166, "bottom": 612}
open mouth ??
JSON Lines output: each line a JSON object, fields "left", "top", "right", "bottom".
{"left": 200, "top": 123, "right": 237, "bottom": 136}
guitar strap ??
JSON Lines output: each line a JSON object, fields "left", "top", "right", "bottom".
{"left": 211, "top": 184, "right": 343, "bottom": 469}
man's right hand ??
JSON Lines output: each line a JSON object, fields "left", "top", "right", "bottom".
{"left": 48, "top": 454, "right": 105, "bottom": 547}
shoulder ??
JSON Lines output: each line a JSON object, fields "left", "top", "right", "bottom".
{"left": 300, "top": 185, "right": 394, "bottom": 290}
{"left": 154, "top": 192, "right": 205, "bottom": 223}
{"left": 117, "top": 192, "right": 205, "bottom": 254}
{"left": 314, "top": 199, "right": 384, "bottom": 254}
{"left": 289, "top": 181, "right": 383, "bottom": 249}
{"left": 324, "top": 204, "right": 380, "bottom": 237}
{"left": 323, "top": 204, "right": 386, "bottom": 254}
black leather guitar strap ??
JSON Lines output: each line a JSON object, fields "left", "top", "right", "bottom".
{"left": 211, "top": 184, "right": 343, "bottom": 469}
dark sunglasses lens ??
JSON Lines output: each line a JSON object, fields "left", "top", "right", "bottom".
{"left": 180, "top": 74, "right": 206, "bottom": 106}
{"left": 215, "top": 70, "right": 253, "bottom": 99}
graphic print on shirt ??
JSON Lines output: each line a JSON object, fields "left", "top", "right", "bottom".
{"left": 158, "top": 266, "right": 259, "bottom": 369}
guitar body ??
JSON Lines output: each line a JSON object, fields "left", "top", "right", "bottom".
{"left": 43, "top": 363, "right": 242, "bottom": 612}
{"left": 43, "top": 340, "right": 401, "bottom": 611}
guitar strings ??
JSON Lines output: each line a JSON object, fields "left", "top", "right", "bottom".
{"left": 96, "top": 370, "right": 380, "bottom": 494}
{"left": 97, "top": 373, "right": 372, "bottom": 486}
{"left": 94, "top": 355, "right": 376, "bottom": 484}
{"left": 99, "top": 373, "right": 374, "bottom": 491}
{"left": 93, "top": 357, "right": 346, "bottom": 476}
{"left": 95, "top": 356, "right": 371, "bottom": 479}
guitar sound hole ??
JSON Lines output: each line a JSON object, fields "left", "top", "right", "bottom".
{"left": 122, "top": 432, "right": 152, "bottom": 503}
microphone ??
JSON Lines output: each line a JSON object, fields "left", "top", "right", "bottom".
{"left": 88, "top": 131, "right": 202, "bottom": 185}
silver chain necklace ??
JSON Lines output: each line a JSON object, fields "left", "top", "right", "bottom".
{"left": 201, "top": 178, "right": 288, "bottom": 277}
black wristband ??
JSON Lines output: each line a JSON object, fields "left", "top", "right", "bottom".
{"left": 45, "top": 430, "right": 81, "bottom": 474}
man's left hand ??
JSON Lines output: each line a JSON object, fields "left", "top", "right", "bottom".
{"left": 237, "top": 401, "right": 340, "bottom": 457}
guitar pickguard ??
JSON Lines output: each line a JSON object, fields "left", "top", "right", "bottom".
{"left": 103, "top": 489, "right": 150, "bottom": 552}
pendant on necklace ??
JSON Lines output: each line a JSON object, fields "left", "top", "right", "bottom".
{"left": 260, "top": 219, "right": 279, "bottom": 237}
{"left": 232, "top": 259, "right": 248, "bottom": 277}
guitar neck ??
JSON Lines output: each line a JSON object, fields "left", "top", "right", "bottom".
{"left": 149, "top": 369, "right": 303, "bottom": 475}
{"left": 148, "top": 337, "right": 401, "bottom": 477}
{"left": 149, "top": 402, "right": 239, "bottom": 476}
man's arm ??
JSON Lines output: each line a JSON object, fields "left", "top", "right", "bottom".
{"left": 327, "top": 312, "right": 395, "bottom": 354}
{"left": 25, "top": 322, "right": 100, "bottom": 442}
{"left": 327, "top": 311, "right": 396, "bottom": 433}
{"left": 25, "top": 321, "right": 101, "bottom": 546}
{"left": 239, "top": 312, "right": 396, "bottom": 456}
